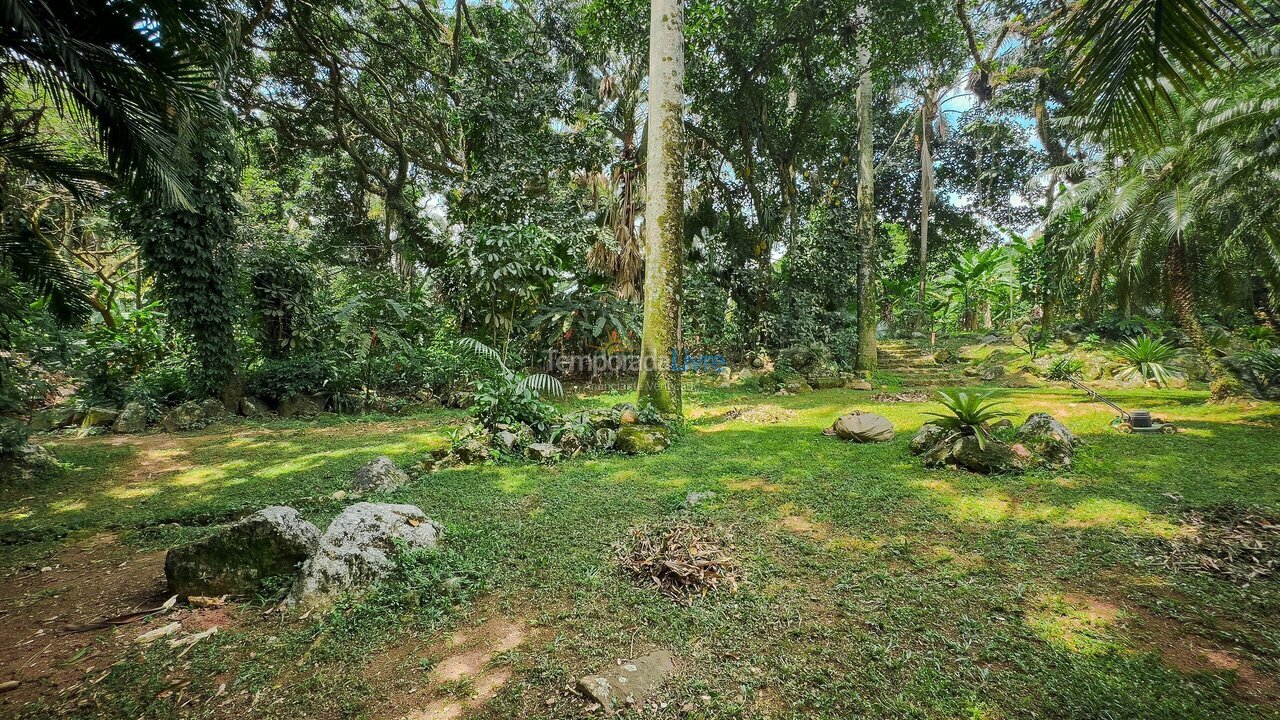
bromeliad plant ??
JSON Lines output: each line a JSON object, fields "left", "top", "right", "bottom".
{"left": 923, "top": 389, "right": 1016, "bottom": 449}
{"left": 1046, "top": 356, "right": 1084, "bottom": 381}
{"left": 458, "top": 338, "right": 564, "bottom": 436}
{"left": 1114, "top": 336, "right": 1180, "bottom": 388}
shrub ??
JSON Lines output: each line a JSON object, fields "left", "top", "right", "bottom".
{"left": 1114, "top": 336, "right": 1180, "bottom": 387}
{"left": 458, "top": 338, "right": 563, "bottom": 435}
{"left": 923, "top": 389, "right": 1015, "bottom": 449}
{"left": 1238, "top": 348, "right": 1280, "bottom": 388}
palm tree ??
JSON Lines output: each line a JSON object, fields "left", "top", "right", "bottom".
{"left": 1061, "top": 0, "right": 1265, "bottom": 146}
{"left": 1, "top": 0, "right": 228, "bottom": 204}
{"left": 1051, "top": 82, "right": 1280, "bottom": 397}
{"left": 636, "top": 0, "right": 686, "bottom": 415}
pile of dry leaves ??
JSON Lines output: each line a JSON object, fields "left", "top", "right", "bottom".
{"left": 616, "top": 519, "right": 742, "bottom": 603}
{"left": 1159, "top": 505, "right": 1280, "bottom": 584}
{"left": 722, "top": 404, "right": 796, "bottom": 424}
{"left": 872, "top": 391, "right": 930, "bottom": 403}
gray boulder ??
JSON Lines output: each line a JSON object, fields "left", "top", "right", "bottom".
{"left": 28, "top": 407, "right": 78, "bottom": 432}
{"left": 1014, "top": 413, "right": 1079, "bottom": 469}
{"left": 494, "top": 429, "right": 518, "bottom": 452}
{"left": 113, "top": 402, "right": 148, "bottom": 434}
{"left": 165, "top": 506, "right": 320, "bottom": 598}
{"left": 525, "top": 442, "right": 560, "bottom": 462}
{"left": 593, "top": 428, "right": 617, "bottom": 450}
{"left": 239, "top": 396, "right": 268, "bottom": 417}
{"left": 830, "top": 411, "right": 894, "bottom": 443}
{"left": 160, "top": 401, "right": 205, "bottom": 433}
{"left": 923, "top": 434, "right": 1026, "bottom": 474}
{"left": 289, "top": 503, "right": 443, "bottom": 612}
{"left": 199, "top": 398, "right": 228, "bottom": 421}
{"left": 351, "top": 456, "right": 409, "bottom": 494}
{"left": 909, "top": 424, "right": 950, "bottom": 455}
{"left": 279, "top": 393, "right": 324, "bottom": 418}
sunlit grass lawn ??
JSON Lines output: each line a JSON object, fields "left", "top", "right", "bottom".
{"left": 4, "top": 385, "right": 1280, "bottom": 719}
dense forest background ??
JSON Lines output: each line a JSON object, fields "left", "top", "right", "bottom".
{"left": 4, "top": 0, "right": 1280, "bottom": 452}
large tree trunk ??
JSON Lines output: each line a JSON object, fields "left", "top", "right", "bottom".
{"left": 636, "top": 0, "right": 685, "bottom": 415}
{"left": 854, "top": 10, "right": 877, "bottom": 372}
{"left": 915, "top": 88, "right": 935, "bottom": 332}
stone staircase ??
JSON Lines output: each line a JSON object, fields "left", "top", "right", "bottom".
{"left": 875, "top": 341, "right": 969, "bottom": 388}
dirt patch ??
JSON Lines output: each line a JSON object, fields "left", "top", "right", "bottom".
{"left": 1056, "top": 584, "right": 1280, "bottom": 705}
{"left": 1125, "top": 605, "right": 1280, "bottom": 705}
{"left": 366, "top": 607, "right": 529, "bottom": 720}
{"left": 726, "top": 477, "right": 785, "bottom": 493}
{"left": 0, "top": 533, "right": 183, "bottom": 712}
{"left": 872, "top": 391, "right": 930, "bottom": 403}
{"left": 722, "top": 405, "right": 797, "bottom": 425}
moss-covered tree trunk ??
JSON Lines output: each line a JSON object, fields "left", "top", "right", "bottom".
{"left": 636, "top": 0, "right": 685, "bottom": 416}
{"left": 854, "top": 9, "right": 877, "bottom": 373}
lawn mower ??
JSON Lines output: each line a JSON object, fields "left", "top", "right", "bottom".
{"left": 1063, "top": 376, "right": 1178, "bottom": 434}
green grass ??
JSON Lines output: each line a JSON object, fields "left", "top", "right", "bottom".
{"left": 5, "top": 386, "right": 1280, "bottom": 719}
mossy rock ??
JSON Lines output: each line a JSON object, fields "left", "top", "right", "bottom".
{"left": 165, "top": 506, "right": 320, "bottom": 598}
{"left": 615, "top": 425, "right": 672, "bottom": 454}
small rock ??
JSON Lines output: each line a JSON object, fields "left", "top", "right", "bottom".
{"left": 525, "top": 442, "right": 560, "bottom": 462}
{"left": 593, "top": 428, "right": 617, "bottom": 450}
{"left": 844, "top": 378, "right": 873, "bottom": 391}
{"left": 577, "top": 650, "right": 676, "bottom": 714}
{"left": 331, "top": 490, "right": 348, "bottom": 501}
{"left": 1013, "top": 413, "right": 1079, "bottom": 469}
{"left": 351, "top": 456, "right": 409, "bottom": 494}
{"left": 683, "top": 491, "right": 717, "bottom": 508}
{"left": 80, "top": 407, "right": 119, "bottom": 431}
{"left": 199, "top": 398, "right": 228, "bottom": 421}
{"left": 495, "top": 430, "right": 518, "bottom": 452}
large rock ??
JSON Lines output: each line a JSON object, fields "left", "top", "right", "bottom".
{"left": 351, "top": 456, "right": 409, "bottom": 494}
{"left": 113, "top": 402, "right": 148, "bottom": 434}
{"left": 577, "top": 650, "right": 676, "bottom": 714}
{"left": 239, "top": 396, "right": 268, "bottom": 418}
{"left": 81, "top": 407, "right": 119, "bottom": 428}
{"left": 1014, "top": 413, "right": 1079, "bottom": 469}
{"left": 909, "top": 424, "right": 950, "bottom": 455}
{"left": 199, "top": 398, "right": 228, "bottom": 421}
{"left": 924, "top": 434, "right": 1026, "bottom": 474}
{"left": 289, "top": 503, "right": 443, "bottom": 612}
{"left": 830, "top": 411, "right": 894, "bottom": 443}
{"left": 279, "top": 393, "right": 325, "bottom": 418}
{"left": 160, "top": 401, "right": 205, "bottom": 432}
{"left": 165, "top": 506, "right": 320, "bottom": 598}
{"left": 615, "top": 425, "right": 672, "bottom": 454}
{"left": 28, "top": 407, "right": 78, "bottom": 432}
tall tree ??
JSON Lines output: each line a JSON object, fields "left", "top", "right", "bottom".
{"left": 854, "top": 2, "right": 876, "bottom": 371}
{"left": 636, "top": 0, "right": 685, "bottom": 415}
